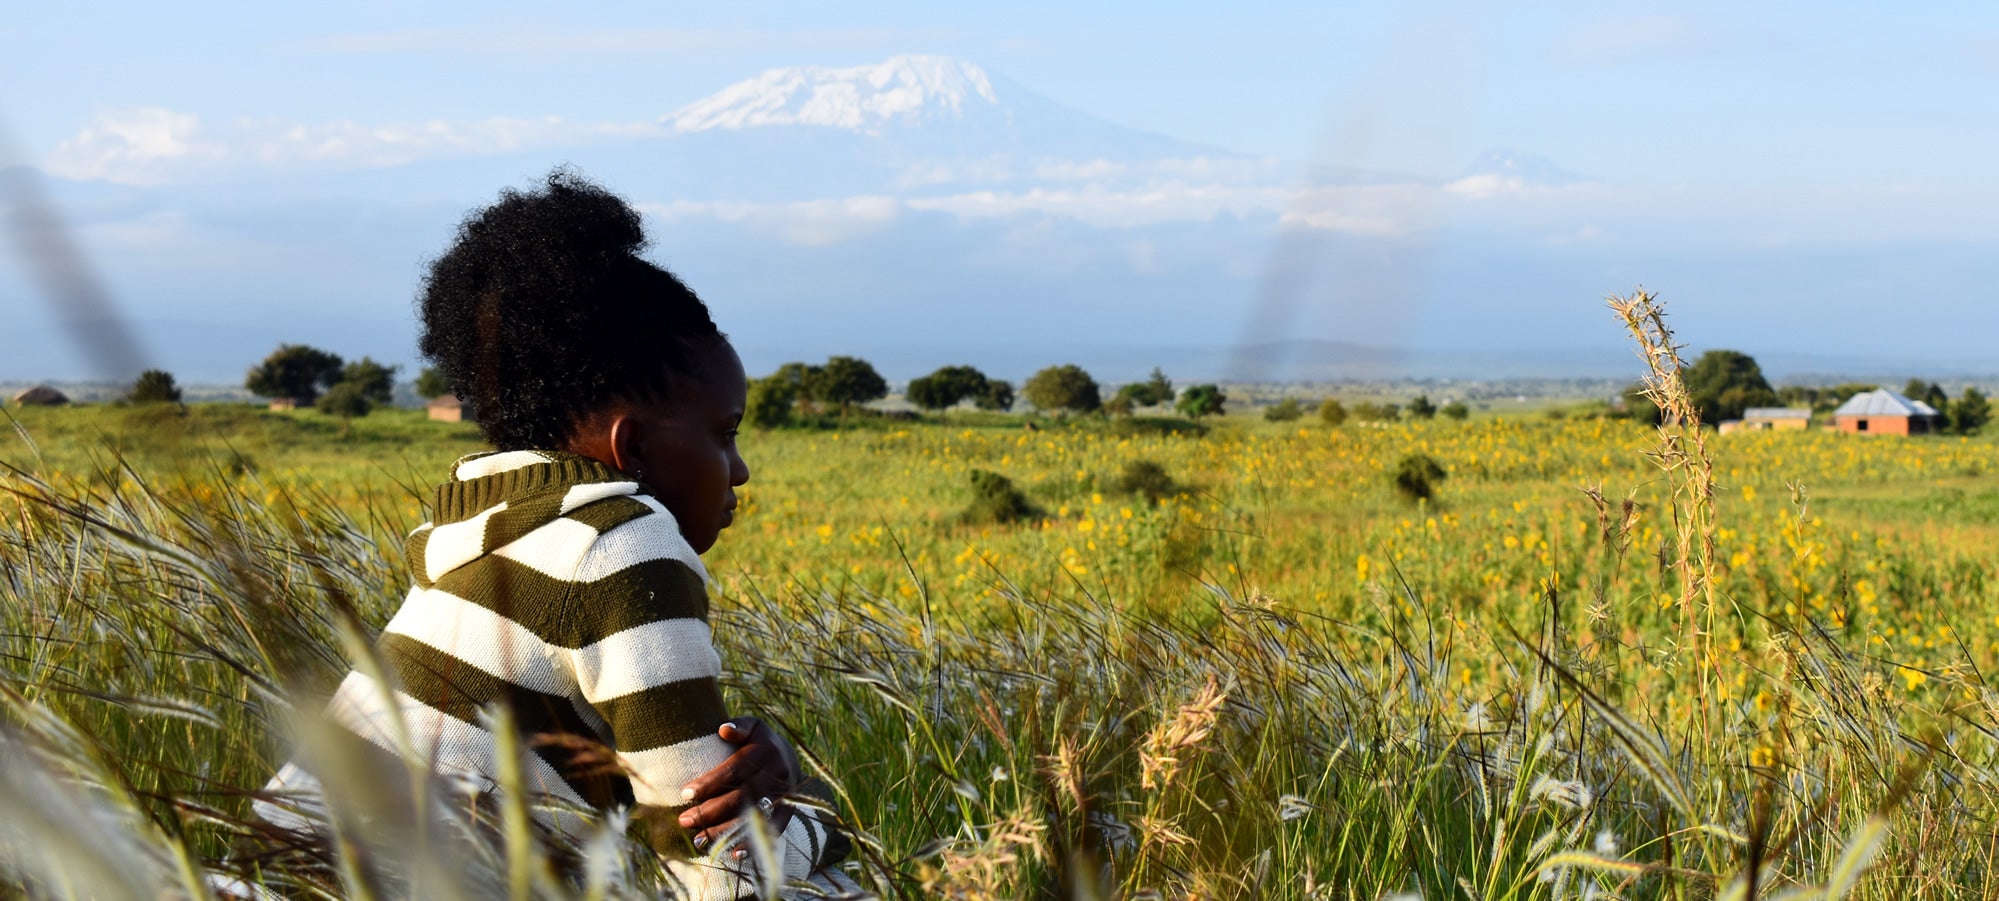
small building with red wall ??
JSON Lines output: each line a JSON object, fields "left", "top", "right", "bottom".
{"left": 1832, "top": 389, "right": 1940, "bottom": 435}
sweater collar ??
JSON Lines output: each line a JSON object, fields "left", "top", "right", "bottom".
{"left": 430, "top": 450, "right": 634, "bottom": 525}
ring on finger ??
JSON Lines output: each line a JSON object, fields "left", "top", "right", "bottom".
{"left": 756, "top": 796, "right": 776, "bottom": 817}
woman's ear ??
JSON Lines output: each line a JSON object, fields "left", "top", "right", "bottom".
{"left": 606, "top": 412, "right": 646, "bottom": 478}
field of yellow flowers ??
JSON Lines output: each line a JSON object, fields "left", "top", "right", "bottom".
{"left": 715, "top": 414, "right": 1999, "bottom": 692}
{"left": 3, "top": 393, "right": 1999, "bottom": 897}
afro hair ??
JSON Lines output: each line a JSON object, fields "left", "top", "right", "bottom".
{"left": 417, "top": 170, "right": 724, "bottom": 450}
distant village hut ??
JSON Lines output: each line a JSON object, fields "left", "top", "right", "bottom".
{"left": 1719, "top": 407, "right": 1812, "bottom": 434}
{"left": 1833, "top": 389, "right": 1941, "bottom": 435}
{"left": 267, "top": 397, "right": 306, "bottom": 412}
{"left": 427, "top": 394, "right": 474, "bottom": 423}
{"left": 11, "top": 385, "right": 69, "bottom": 407}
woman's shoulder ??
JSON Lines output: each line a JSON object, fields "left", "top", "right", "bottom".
{"left": 567, "top": 494, "right": 709, "bottom": 587}
{"left": 555, "top": 495, "right": 713, "bottom": 644}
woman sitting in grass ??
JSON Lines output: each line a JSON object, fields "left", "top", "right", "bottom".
{"left": 257, "top": 171, "right": 854, "bottom": 896}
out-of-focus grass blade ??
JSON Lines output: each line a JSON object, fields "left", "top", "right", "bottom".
{"left": 0, "top": 728, "right": 173, "bottom": 901}
{"left": 1824, "top": 814, "right": 1887, "bottom": 900}
{"left": 0, "top": 126, "right": 153, "bottom": 383}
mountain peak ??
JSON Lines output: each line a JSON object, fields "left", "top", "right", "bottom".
{"left": 1460, "top": 150, "right": 1583, "bottom": 186}
{"left": 667, "top": 55, "right": 1003, "bottom": 133}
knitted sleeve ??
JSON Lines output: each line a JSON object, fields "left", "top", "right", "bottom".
{"left": 561, "top": 499, "right": 844, "bottom": 893}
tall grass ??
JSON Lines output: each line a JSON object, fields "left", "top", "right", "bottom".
{"left": 0, "top": 292, "right": 1993, "bottom": 897}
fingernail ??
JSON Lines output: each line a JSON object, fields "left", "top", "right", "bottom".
{"left": 680, "top": 787, "right": 696, "bottom": 802}
{"left": 732, "top": 849, "right": 746, "bottom": 861}
{"left": 679, "top": 814, "right": 694, "bottom": 827}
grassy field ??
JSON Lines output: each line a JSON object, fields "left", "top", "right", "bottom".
{"left": 4, "top": 365, "right": 1999, "bottom": 898}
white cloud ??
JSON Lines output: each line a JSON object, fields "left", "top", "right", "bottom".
{"left": 906, "top": 183, "right": 1292, "bottom": 228}
{"left": 44, "top": 108, "right": 221, "bottom": 185}
{"left": 1444, "top": 174, "right": 1527, "bottom": 199}
{"left": 637, "top": 178, "right": 1455, "bottom": 248}
{"left": 639, "top": 196, "right": 902, "bottom": 247}
{"left": 43, "top": 108, "right": 660, "bottom": 183}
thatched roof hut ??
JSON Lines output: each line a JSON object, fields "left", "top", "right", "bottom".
{"left": 11, "top": 385, "right": 69, "bottom": 407}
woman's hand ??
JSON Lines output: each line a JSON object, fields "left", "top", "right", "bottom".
{"left": 677, "top": 717, "right": 800, "bottom": 853}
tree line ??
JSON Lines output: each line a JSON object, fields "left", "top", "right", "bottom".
{"left": 742, "top": 360, "right": 1238, "bottom": 427}
{"left": 107, "top": 343, "right": 1996, "bottom": 438}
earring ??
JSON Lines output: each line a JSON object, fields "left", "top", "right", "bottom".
{"left": 632, "top": 468, "right": 646, "bottom": 482}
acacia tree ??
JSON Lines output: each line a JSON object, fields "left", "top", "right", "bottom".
{"left": 1408, "top": 395, "right": 1438, "bottom": 420}
{"left": 128, "top": 369, "right": 182, "bottom": 404}
{"left": 246, "top": 344, "right": 343, "bottom": 404}
{"left": 770, "top": 362, "right": 824, "bottom": 412}
{"left": 1175, "top": 384, "right": 1225, "bottom": 418}
{"left": 340, "top": 358, "right": 399, "bottom": 406}
{"left": 414, "top": 366, "right": 451, "bottom": 400}
{"left": 1904, "top": 378, "right": 1949, "bottom": 412}
{"left": 1110, "top": 369, "right": 1174, "bottom": 412}
{"left": 975, "top": 379, "right": 1015, "bottom": 412}
{"left": 1024, "top": 365, "right": 1101, "bottom": 414}
{"left": 1950, "top": 387, "right": 1991, "bottom": 435}
{"left": 814, "top": 356, "right": 887, "bottom": 411}
{"left": 1683, "top": 350, "right": 1777, "bottom": 423}
{"left": 906, "top": 365, "right": 992, "bottom": 413}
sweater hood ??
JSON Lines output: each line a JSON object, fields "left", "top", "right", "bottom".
{"left": 409, "top": 450, "right": 649, "bottom": 588}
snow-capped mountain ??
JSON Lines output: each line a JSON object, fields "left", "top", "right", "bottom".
{"left": 641, "top": 54, "right": 1221, "bottom": 195}
{"left": 669, "top": 55, "right": 1002, "bottom": 133}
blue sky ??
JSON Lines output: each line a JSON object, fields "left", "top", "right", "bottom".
{"left": 10, "top": 1, "right": 1995, "bottom": 184}
{"left": 5, "top": 2, "right": 1999, "bottom": 382}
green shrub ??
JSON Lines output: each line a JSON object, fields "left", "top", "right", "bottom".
{"left": 316, "top": 381, "right": 373, "bottom": 420}
{"left": 1353, "top": 401, "right": 1399, "bottom": 423}
{"left": 1318, "top": 399, "right": 1347, "bottom": 426}
{"left": 1114, "top": 459, "right": 1182, "bottom": 505}
{"left": 962, "top": 470, "right": 1043, "bottom": 525}
{"left": 1263, "top": 398, "right": 1303, "bottom": 422}
{"left": 1109, "top": 416, "right": 1208, "bottom": 438}
{"left": 746, "top": 376, "right": 797, "bottom": 429}
{"left": 1391, "top": 453, "right": 1446, "bottom": 503}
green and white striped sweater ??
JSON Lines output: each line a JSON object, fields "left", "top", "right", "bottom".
{"left": 257, "top": 450, "right": 846, "bottom": 894}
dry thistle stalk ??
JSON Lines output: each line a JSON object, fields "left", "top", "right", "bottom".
{"left": 1607, "top": 289, "right": 1724, "bottom": 651}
